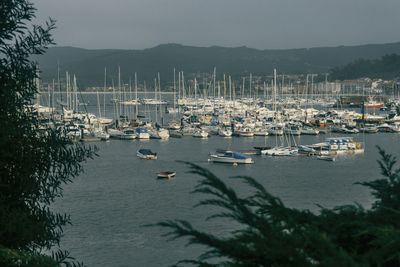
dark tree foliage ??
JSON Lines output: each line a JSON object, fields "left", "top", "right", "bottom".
{"left": 330, "top": 53, "right": 400, "bottom": 80}
{"left": 157, "top": 147, "right": 400, "bottom": 266}
{"left": 0, "top": 1, "right": 96, "bottom": 266}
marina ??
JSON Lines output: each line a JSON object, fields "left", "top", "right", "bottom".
{"left": 33, "top": 77, "right": 400, "bottom": 164}
{"left": 33, "top": 72, "right": 400, "bottom": 266}
{"left": 40, "top": 86, "right": 400, "bottom": 266}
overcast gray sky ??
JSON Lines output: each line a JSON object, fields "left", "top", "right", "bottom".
{"left": 32, "top": 0, "right": 400, "bottom": 50}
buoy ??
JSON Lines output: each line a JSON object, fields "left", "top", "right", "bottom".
{"left": 392, "top": 137, "right": 396, "bottom": 141}
{"left": 233, "top": 162, "right": 238, "bottom": 167}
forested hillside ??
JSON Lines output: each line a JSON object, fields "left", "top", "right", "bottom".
{"left": 34, "top": 42, "right": 400, "bottom": 87}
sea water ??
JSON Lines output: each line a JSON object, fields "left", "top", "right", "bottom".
{"left": 47, "top": 93, "right": 400, "bottom": 266}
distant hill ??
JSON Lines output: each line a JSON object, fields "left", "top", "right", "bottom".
{"left": 34, "top": 42, "right": 400, "bottom": 88}
{"left": 330, "top": 54, "right": 400, "bottom": 80}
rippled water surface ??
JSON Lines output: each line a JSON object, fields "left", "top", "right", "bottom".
{"left": 52, "top": 133, "right": 400, "bottom": 266}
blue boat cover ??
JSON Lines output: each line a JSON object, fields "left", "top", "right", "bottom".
{"left": 136, "top": 128, "right": 149, "bottom": 133}
{"left": 139, "top": 149, "right": 156, "bottom": 155}
{"left": 224, "top": 152, "right": 250, "bottom": 159}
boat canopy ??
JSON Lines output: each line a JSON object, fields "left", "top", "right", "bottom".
{"left": 224, "top": 151, "right": 250, "bottom": 159}
{"left": 138, "top": 149, "right": 156, "bottom": 155}
{"left": 123, "top": 129, "right": 135, "bottom": 134}
{"left": 136, "top": 128, "right": 149, "bottom": 133}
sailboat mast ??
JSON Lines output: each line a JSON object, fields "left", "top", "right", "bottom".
{"left": 57, "top": 61, "right": 62, "bottom": 104}
{"left": 194, "top": 78, "right": 197, "bottom": 100}
{"left": 223, "top": 74, "right": 226, "bottom": 102}
{"left": 182, "top": 72, "right": 185, "bottom": 99}
{"left": 242, "top": 77, "right": 245, "bottom": 99}
{"left": 97, "top": 91, "right": 101, "bottom": 118}
{"left": 178, "top": 71, "right": 181, "bottom": 102}
{"left": 249, "top": 73, "right": 252, "bottom": 99}
{"left": 66, "top": 71, "right": 69, "bottom": 110}
{"left": 217, "top": 81, "right": 220, "bottom": 99}
{"left": 213, "top": 67, "right": 216, "bottom": 98}
{"left": 263, "top": 81, "right": 266, "bottom": 99}
{"left": 229, "top": 75, "right": 232, "bottom": 101}
{"left": 104, "top": 67, "right": 106, "bottom": 118}
{"left": 73, "top": 74, "right": 77, "bottom": 112}
{"left": 274, "top": 69, "right": 277, "bottom": 114}
{"left": 135, "top": 72, "right": 138, "bottom": 119}
{"left": 173, "top": 68, "right": 176, "bottom": 108}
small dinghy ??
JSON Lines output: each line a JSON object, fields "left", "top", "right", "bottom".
{"left": 316, "top": 155, "right": 336, "bottom": 161}
{"left": 157, "top": 171, "right": 176, "bottom": 179}
{"left": 137, "top": 148, "right": 157, "bottom": 159}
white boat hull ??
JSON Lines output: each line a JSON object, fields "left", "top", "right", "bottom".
{"left": 209, "top": 155, "right": 254, "bottom": 164}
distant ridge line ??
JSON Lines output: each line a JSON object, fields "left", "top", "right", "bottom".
{"left": 35, "top": 41, "right": 400, "bottom": 87}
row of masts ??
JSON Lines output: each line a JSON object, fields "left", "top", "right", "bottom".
{"left": 37, "top": 65, "right": 372, "bottom": 123}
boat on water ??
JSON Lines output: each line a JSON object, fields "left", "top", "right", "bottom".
{"left": 377, "top": 123, "right": 400, "bottom": 133}
{"left": 317, "top": 155, "right": 336, "bottom": 161}
{"left": 169, "top": 130, "right": 183, "bottom": 138}
{"left": 359, "top": 124, "right": 378, "bottom": 133}
{"left": 92, "top": 128, "right": 110, "bottom": 141}
{"left": 284, "top": 125, "right": 301, "bottom": 136}
{"left": 137, "top": 148, "right": 157, "bottom": 159}
{"left": 322, "top": 137, "right": 364, "bottom": 155}
{"left": 301, "top": 126, "right": 319, "bottom": 135}
{"left": 364, "top": 98, "right": 384, "bottom": 109}
{"left": 267, "top": 125, "right": 284, "bottom": 135}
{"left": 218, "top": 128, "right": 232, "bottom": 137}
{"left": 168, "top": 121, "right": 181, "bottom": 130}
{"left": 236, "top": 128, "right": 255, "bottom": 137}
{"left": 209, "top": 151, "right": 254, "bottom": 164}
{"left": 332, "top": 125, "right": 359, "bottom": 134}
{"left": 150, "top": 128, "right": 170, "bottom": 139}
{"left": 108, "top": 128, "right": 136, "bottom": 140}
{"left": 192, "top": 129, "right": 209, "bottom": 138}
{"left": 254, "top": 127, "right": 269, "bottom": 136}
{"left": 136, "top": 127, "right": 150, "bottom": 139}
{"left": 261, "top": 146, "right": 298, "bottom": 156}
{"left": 157, "top": 171, "right": 176, "bottom": 179}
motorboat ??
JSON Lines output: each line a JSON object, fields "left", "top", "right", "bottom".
{"left": 332, "top": 126, "right": 359, "bottom": 134}
{"left": 261, "top": 146, "right": 298, "bottom": 156}
{"left": 254, "top": 128, "right": 269, "bottom": 136}
{"left": 181, "top": 126, "right": 196, "bottom": 136}
{"left": 137, "top": 148, "right": 157, "bottom": 159}
{"left": 93, "top": 128, "right": 110, "bottom": 140}
{"left": 236, "top": 128, "right": 254, "bottom": 137}
{"left": 317, "top": 155, "right": 336, "bottom": 161}
{"left": 150, "top": 128, "right": 170, "bottom": 139}
{"left": 267, "top": 125, "right": 283, "bottom": 135}
{"left": 324, "top": 137, "right": 364, "bottom": 154}
{"left": 108, "top": 128, "right": 136, "bottom": 140}
{"left": 358, "top": 124, "right": 378, "bottom": 133}
{"left": 209, "top": 151, "right": 254, "bottom": 164}
{"left": 168, "top": 121, "right": 181, "bottom": 130}
{"left": 284, "top": 126, "right": 301, "bottom": 136}
{"left": 218, "top": 128, "right": 232, "bottom": 137}
{"left": 364, "top": 98, "right": 384, "bottom": 108}
{"left": 169, "top": 130, "right": 183, "bottom": 138}
{"left": 192, "top": 129, "right": 209, "bottom": 138}
{"left": 301, "top": 126, "right": 319, "bottom": 135}
{"left": 377, "top": 123, "right": 400, "bottom": 133}
{"left": 157, "top": 171, "right": 176, "bottom": 179}
{"left": 135, "top": 127, "right": 150, "bottom": 139}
